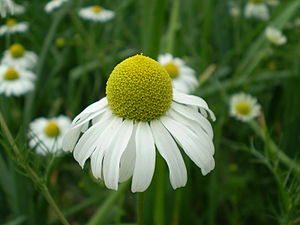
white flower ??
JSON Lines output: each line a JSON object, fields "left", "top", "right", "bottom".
{"left": 0, "top": 0, "right": 14, "bottom": 18}
{"left": 267, "top": 0, "right": 279, "bottom": 7}
{"left": 45, "top": 0, "right": 67, "bottom": 13}
{"left": 1, "top": 43, "right": 38, "bottom": 69}
{"left": 244, "top": 1, "right": 269, "bottom": 21}
{"left": 265, "top": 27, "right": 286, "bottom": 46}
{"left": 158, "top": 53, "right": 198, "bottom": 94}
{"left": 0, "top": 65, "right": 35, "bottom": 96}
{"left": 0, "top": 18, "right": 28, "bottom": 36}
{"left": 230, "top": 93, "right": 261, "bottom": 122}
{"left": 12, "top": 2, "right": 25, "bottom": 15}
{"left": 78, "top": 5, "right": 115, "bottom": 22}
{"left": 29, "top": 116, "right": 72, "bottom": 155}
{"left": 63, "top": 55, "right": 215, "bottom": 192}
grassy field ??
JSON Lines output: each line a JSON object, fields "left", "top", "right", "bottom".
{"left": 0, "top": 0, "right": 300, "bottom": 225}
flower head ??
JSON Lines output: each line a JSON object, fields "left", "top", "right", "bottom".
{"left": 29, "top": 116, "right": 72, "bottom": 155}
{"left": 0, "top": 65, "right": 35, "bottom": 96}
{"left": 158, "top": 53, "right": 198, "bottom": 94}
{"left": 78, "top": 5, "right": 115, "bottom": 22}
{"left": 230, "top": 93, "right": 261, "bottom": 122}
{"left": 265, "top": 27, "right": 287, "bottom": 46}
{"left": 63, "top": 55, "right": 215, "bottom": 192}
{"left": 0, "top": 18, "right": 28, "bottom": 36}
{"left": 45, "top": 0, "right": 68, "bottom": 13}
{"left": 1, "top": 43, "right": 38, "bottom": 69}
{"left": 244, "top": 1, "right": 269, "bottom": 21}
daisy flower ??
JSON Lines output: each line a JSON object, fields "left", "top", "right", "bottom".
{"left": 244, "top": 0, "right": 269, "bottom": 21}
{"left": 29, "top": 116, "right": 72, "bottom": 155}
{"left": 0, "top": 65, "right": 35, "bottom": 96}
{"left": 265, "top": 27, "right": 287, "bottom": 46}
{"left": 1, "top": 43, "right": 38, "bottom": 69}
{"left": 0, "top": 0, "right": 14, "bottom": 18}
{"left": 63, "top": 55, "right": 215, "bottom": 192}
{"left": 78, "top": 5, "right": 115, "bottom": 22}
{"left": 158, "top": 53, "right": 198, "bottom": 94}
{"left": 45, "top": 0, "right": 67, "bottom": 13}
{"left": 230, "top": 93, "right": 261, "bottom": 122}
{"left": 0, "top": 18, "right": 28, "bottom": 36}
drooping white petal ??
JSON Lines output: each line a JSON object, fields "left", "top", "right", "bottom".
{"left": 131, "top": 122, "right": 156, "bottom": 192}
{"left": 103, "top": 120, "right": 134, "bottom": 190}
{"left": 173, "top": 92, "right": 216, "bottom": 121}
{"left": 150, "top": 120, "right": 187, "bottom": 189}
{"left": 62, "top": 127, "right": 81, "bottom": 152}
{"left": 160, "top": 116, "right": 215, "bottom": 175}
{"left": 119, "top": 126, "right": 136, "bottom": 183}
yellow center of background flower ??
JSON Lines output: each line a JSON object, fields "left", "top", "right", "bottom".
{"left": 9, "top": 44, "right": 25, "bottom": 58}
{"left": 3, "top": 68, "right": 20, "bottom": 80}
{"left": 44, "top": 121, "right": 60, "bottom": 137}
{"left": 92, "top": 5, "right": 103, "bottom": 13}
{"left": 55, "top": 38, "right": 65, "bottom": 48}
{"left": 236, "top": 102, "right": 251, "bottom": 115}
{"left": 106, "top": 55, "right": 173, "bottom": 121}
{"left": 164, "top": 62, "right": 179, "bottom": 79}
{"left": 6, "top": 19, "right": 17, "bottom": 26}
{"left": 249, "top": 0, "right": 264, "bottom": 3}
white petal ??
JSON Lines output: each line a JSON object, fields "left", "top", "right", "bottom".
{"left": 160, "top": 116, "right": 215, "bottom": 175}
{"left": 131, "top": 122, "right": 156, "bottom": 192}
{"left": 150, "top": 120, "right": 187, "bottom": 189}
{"left": 103, "top": 120, "right": 133, "bottom": 190}
{"left": 62, "top": 127, "right": 81, "bottom": 152}
{"left": 173, "top": 93, "right": 216, "bottom": 121}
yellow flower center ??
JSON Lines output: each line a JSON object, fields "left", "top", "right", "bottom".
{"left": 6, "top": 18, "right": 17, "bottom": 26}
{"left": 9, "top": 44, "right": 25, "bottom": 58}
{"left": 236, "top": 102, "right": 251, "bottom": 115}
{"left": 106, "top": 55, "right": 173, "bottom": 121}
{"left": 91, "top": 5, "right": 103, "bottom": 13}
{"left": 163, "top": 62, "right": 179, "bottom": 79}
{"left": 3, "top": 68, "right": 20, "bottom": 80}
{"left": 44, "top": 121, "right": 60, "bottom": 137}
{"left": 55, "top": 38, "right": 65, "bottom": 48}
{"left": 249, "top": 0, "right": 264, "bottom": 3}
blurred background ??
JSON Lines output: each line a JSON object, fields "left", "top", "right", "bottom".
{"left": 0, "top": 0, "right": 300, "bottom": 224}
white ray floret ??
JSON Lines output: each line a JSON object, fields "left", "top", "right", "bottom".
{"left": 29, "top": 116, "right": 72, "bottom": 155}
{"left": 45, "top": 0, "right": 68, "bottom": 13}
{"left": 0, "top": 0, "right": 14, "bottom": 18}
{"left": 0, "top": 65, "right": 35, "bottom": 96}
{"left": 78, "top": 5, "right": 115, "bottom": 23}
{"left": 0, "top": 18, "right": 28, "bottom": 36}
{"left": 244, "top": 1, "right": 269, "bottom": 21}
{"left": 265, "top": 27, "right": 287, "bottom": 46}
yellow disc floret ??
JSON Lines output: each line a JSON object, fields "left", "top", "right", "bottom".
{"left": 163, "top": 62, "right": 179, "bottom": 79}
{"left": 55, "top": 38, "right": 65, "bottom": 48}
{"left": 236, "top": 102, "right": 251, "bottom": 115}
{"left": 9, "top": 43, "right": 25, "bottom": 58}
{"left": 92, "top": 5, "right": 103, "bottom": 13}
{"left": 106, "top": 55, "right": 173, "bottom": 121}
{"left": 44, "top": 121, "right": 60, "bottom": 137}
{"left": 6, "top": 18, "right": 17, "bottom": 26}
{"left": 3, "top": 67, "right": 20, "bottom": 80}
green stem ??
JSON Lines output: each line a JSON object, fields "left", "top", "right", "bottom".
{"left": 165, "top": 0, "right": 180, "bottom": 53}
{"left": 249, "top": 121, "right": 300, "bottom": 173}
{"left": 137, "top": 193, "right": 144, "bottom": 225}
{"left": 154, "top": 156, "right": 165, "bottom": 225}
{"left": 86, "top": 182, "right": 130, "bottom": 225}
{"left": 0, "top": 112, "right": 70, "bottom": 225}
{"left": 171, "top": 189, "right": 182, "bottom": 225}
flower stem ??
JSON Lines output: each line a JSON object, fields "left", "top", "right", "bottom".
{"left": 137, "top": 192, "right": 145, "bottom": 225}
{"left": 154, "top": 156, "right": 165, "bottom": 225}
{"left": 0, "top": 111, "right": 70, "bottom": 225}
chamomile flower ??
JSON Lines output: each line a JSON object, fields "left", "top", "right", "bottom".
{"left": 29, "top": 116, "right": 72, "bottom": 155}
{"left": 63, "top": 55, "right": 215, "bottom": 192}
{"left": 1, "top": 43, "right": 38, "bottom": 69}
{"left": 12, "top": 2, "right": 25, "bottom": 15}
{"left": 78, "top": 5, "right": 115, "bottom": 22}
{"left": 0, "top": 0, "right": 14, "bottom": 18}
{"left": 230, "top": 93, "right": 261, "bottom": 122}
{"left": 158, "top": 53, "right": 198, "bottom": 94}
{"left": 0, "top": 65, "right": 35, "bottom": 96}
{"left": 45, "top": 0, "right": 67, "bottom": 13}
{"left": 265, "top": 27, "right": 287, "bottom": 46}
{"left": 244, "top": 0, "right": 269, "bottom": 21}
{"left": 0, "top": 18, "right": 28, "bottom": 36}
